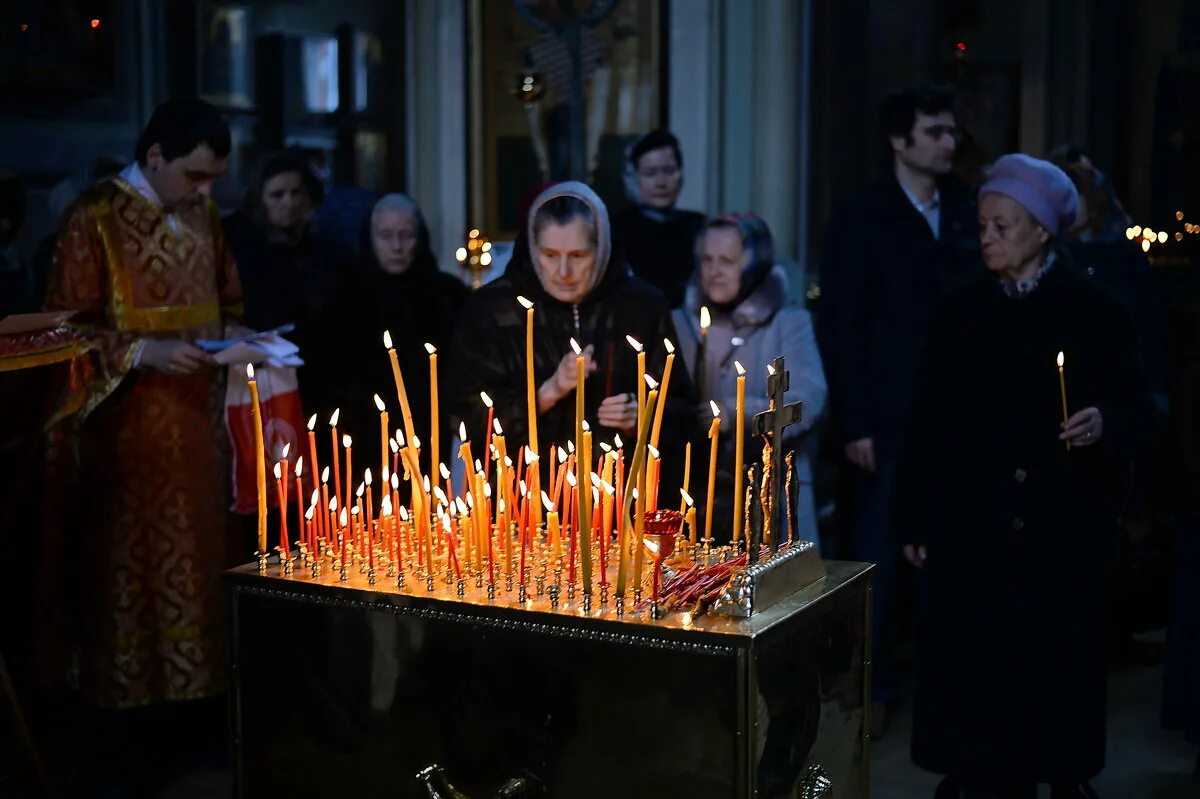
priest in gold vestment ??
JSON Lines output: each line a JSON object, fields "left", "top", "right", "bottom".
{"left": 46, "top": 100, "right": 241, "bottom": 710}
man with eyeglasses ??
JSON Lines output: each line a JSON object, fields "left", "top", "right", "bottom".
{"left": 816, "top": 82, "right": 981, "bottom": 735}
{"left": 611, "top": 129, "right": 706, "bottom": 308}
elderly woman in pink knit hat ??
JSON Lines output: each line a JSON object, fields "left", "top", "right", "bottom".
{"left": 895, "top": 154, "right": 1157, "bottom": 799}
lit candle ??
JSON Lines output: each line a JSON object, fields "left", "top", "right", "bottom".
{"left": 305, "top": 412, "right": 320, "bottom": 492}
{"left": 697, "top": 305, "right": 711, "bottom": 396}
{"left": 627, "top": 335, "right": 645, "bottom": 430}
{"left": 1057, "top": 351, "right": 1071, "bottom": 451}
{"left": 425, "top": 343, "right": 439, "bottom": 477}
{"left": 517, "top": 296, "right": 538, "bottom": 454}
{"left": 615, "top": 379, "right": 659, "bottom": 597}
{"left": 481, "top": 391, "right": 495, "bottom": 478}
{"left": 572, "top": 337, "right": 586, "bottom": 451}
{"left": 329, "top": 408, "right": 343, "bottom": 519}
{"left": 579, "top": 422, "right": 594, "bottom": 593}
{"left": 320, "top": 466, "right": 331, "bottom": 547}
{"left": 733, "top": 360, "right": 746, "bottom": 548}
{"left": 646, "top": 444, "right": 661, "bottom": 513}
{"left": 704, "top": 400, "right": 721, "bottom": 544}
{"left": 374, "top": 394, "right": 389, "bottom": 492}
{"left": 274, "top": 459, "right": 288, "bottom": 559}
{"left": 343, "top": 434, "right": 353, "bottom": 528}
{"left": 681, "top": 488, "right": 697, "bottom": 544}
{"left": 246, "top": 365, "right": 267, "bottom": 557}
{"left": 526, "top": 448, "right": 542, "bottom": 534}
{"left": 649, "top": 338, "right": 675, "bottom": 448}
{"left": 294, "top": 456, "right": 305, "bottom": 552}
{"left": 543, "top": 491, "right": 560, "bottom": 558}
{"left": 382, "top": 330, "right": 417, "bottom": 448}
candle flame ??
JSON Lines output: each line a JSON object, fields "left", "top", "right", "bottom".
{"left": 664, "top": 338, "right": 675, "bottom": 354}
{"left": 343, "top": 434, "right": 352, "bottom": 448}
{"left": 307, "top": 413, "right": 317, "bottom": 431}
{"left": 517, "top": 295, "right": 534, "bottom": 310}
{"left": 644, "top": 537, "right": 659, "bottom": 555}
{"left": 441, "top": 513, "right": 452, "bottom": 532}
{"left": 614, "top": 433, "right": 624, "bottom": 448}
{"left": 481, "top": 391, "right": 493, "bottom": 408}
{"left": 456, "top": 497, "right": 468, "bottom": 515}
{"left": 433, "top": 486, "right": 448, "bottom": 505}
{"left": 556, "top": 447, "right": 567, "bottom": 464}
{"left": 424, "top": 342, "right": 436, "bottom": 355}
{"left": 365, "top": 467, "right": 373, "bottom": 486}
{"left": 493, "top": 418, "right": 503, "bottom": 435}
{"left": 440, "top": 462, "right": 450, "bottom": 480}
{"left": 631, "top": 488, "right": 639, "bottom": 499}
{"left": 246, "top": 363, "right": 255, "bottom": 380}
{"left": 567, "top": 440, "right": 575, "bottom": 454}
{"left": 475, "top": 458, "right": 483, "bottom": 472}
{"left": 602, "top": 479, "right": 615, "bottom": 496}
{"left": 321, "top": 466, "right": 330, "bottom": 482}
{"left": 330, "top": 407, "right": 340, "bottom": 426}
{"left": 295, "top": 456, "right": 304, "bottom": 477}
{"left": 566, "top": 470, "right": 577, "bottom": 487}
{"left": 767, "top": 363, "right": 775, "bottom": 376}
{"left": 411, "top": 435, "right": 421, "bottom": 449}
{"left": 391, "top": 473, "right": 399, "bottom": 489}
{"left": 599, "top": 441, "right": 612, "bottom": 453}
{"left": 526, "top": 449, "right": 540, "bottom": 465}
{"left": 389, "top": 438, "right": 399, "bottom": 453}
{"left": 339, "top": 507, "right": 347, "bottom": 525}
{"left": 582, "top": 420, "right": 590, "bottom": 432}
{"left": 593, "top": 486, "right": 600, "bottom": 505}
{"left": 504, "top": 456, "right": 513, "bottom": 468}
{"left": 381, "top": 465, "right": 390, "bottom": 482}
{"left": 310, "top": 488, "right": 319, "bottom": 506}
{"left": 541, "top": 490, "right": 555, "bottom": 512}
{"left": 466, "top": 493, "right": 475, "bottom": 510}
{"left": 571, "top": 337, "right": 582, "bottom": 355}
{"left": 457, "top": 421, "right": 469, "bottom": 443}
{"left": 735, "top": 360, "right": 746, "bottom": 376}
{"left": 519, "top": 480, "right": 528, "bottom": 497}
{"left": 273, "top": 461, "right": 282, "bottom": 479}
{"left": 483, "top": 483, "right": 492, "bottom": 498}
{"left": 282, "top": 442, "right": 291, "bottom": 459}
{"left": 374, "top": 393, "right": 385, "bottom": 411}
{"left": 700, "top": 306, "right": 712, "bottom": 330}
{"left": 382, "top": 330, "right": 393, "bottom": 349}
{"left": 710, "top": 400, "right": 721, "bottom": 418}
{"left": 423, "top": 475, "right": 431, "bottom": 492}
{"left": 305, "top": 506, "right": 314, "bottom": 520}
{"left": 680, "top": 488, "right": 695, "bottom": 507}
{"left": 1057, "top": 351, "right": 1065, "bottom": 368}
{"left": 590, "top": 472, "right": 602, "bottom": 488}
{"left": 498, "top": 498, "right": 506, "bottom": 514}
{"left": 395, "top": 429, "right": 405, "bottom": 447}
{"left": 356, "top": 482, "right": 365, "bottom": 498}
{"left": 647, "top": 444, "right": 660, "bottom": 459}
{"left": 381, "top": 496, "right": 393, "bottom": 516}
{"left": 644, "top": 374, "right": 659, "bottom": 390}
{"left": 352, "top": 506, "right": 360, "bottom": 517}
{"left": 399, "top": 505, "right": 410, "bottom": 521}
{"left": 329, "top": 497, "right": 338, "bottom": 511}
{"left": 625, "top": 335, "right": 643, "bottom": 352}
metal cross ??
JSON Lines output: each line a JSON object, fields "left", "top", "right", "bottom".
{"left": 750, "top": 356, "right": 803, "bottom": 558}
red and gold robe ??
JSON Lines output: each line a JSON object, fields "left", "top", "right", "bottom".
{"left": 46, "top": 177, "right": 242, "bottom": 708}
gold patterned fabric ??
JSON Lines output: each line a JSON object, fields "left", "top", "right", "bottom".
{"left": 45, "top": 178, "right": 242, "bottom": 708}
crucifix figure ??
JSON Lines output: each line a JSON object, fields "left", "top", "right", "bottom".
{"left": 750, "top": 356, "right": 803, "bottom": 561}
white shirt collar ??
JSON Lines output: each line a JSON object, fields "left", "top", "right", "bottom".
{"left": 900, "top": 184, "right": 940, "bottom": 214}
{"left": 119, "top": 162, "right": 164, "bottom": 208}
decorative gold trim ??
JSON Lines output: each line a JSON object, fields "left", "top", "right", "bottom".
{"left": 0, "top": 341, "right": 87, "bottom": 373}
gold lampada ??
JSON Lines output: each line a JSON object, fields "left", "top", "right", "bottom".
{"left": 456, "top": 229, "right": 494, "bottom": 289}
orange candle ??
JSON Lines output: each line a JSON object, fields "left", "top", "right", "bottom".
{"left": 704, "top": 401, "right": 721, "bottom": 543}
{"left": 579, "top": 424, "right": 593, "bottom": 592}
{"left": 481, "top": 391, "right": 495, "bottom": 478}
{"left": 343, "top": 434, "right": 353, "bottom": 528}
{"left": 649, "top": 338, "right": 675, "bottom": 448}
{"left": 329, "top": 408, "right": 343, "bottom": 519}
{"left": 626, "top": 335, "right": 645, "bottom": 430}
{"left": 293, "top": 456, "right": 305, "bottom": 552}
{"left": 733, "top": 361, "right": 746, "bottom": 548}
{"left": 383, "top": 330, "right": 417, "bottom": 448}
{"left": 681, "top": 489, "right": 697, "bottom": 544}
{"left": 425, "top": 343, "right": 440, "bottom": 478}
{"left": 374, "top": 394, "right": 389, "bottom": 489}
{"left": 246, "top": 365, "right": 267, "bottom": 556}
{"left": 274, "top": 459, "right": 288, "bottom": 558}
{"left": 517, "top": 296, "right": 538, "bottom": 453}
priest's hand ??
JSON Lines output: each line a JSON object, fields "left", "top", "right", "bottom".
{"left": 537, "top": 346, "right": 596, "bottom": 413}
{"left": 139, "top": 339, "right": 216, "bottom": 375}
{"left": 845, "top": 437, "right": 876, "bottom": 473}
{"left": 1060, "top": 406, "right": 1103, "bottom": 447}
{"left": 903, "top": 544, "right": 927, "bottom": 569}
{"left": 597, "top": 393, "right": 638, "bottom": 436}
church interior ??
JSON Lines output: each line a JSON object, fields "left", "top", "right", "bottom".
{"left": 1, "top": 0, "right": 1199, "bottom": 797}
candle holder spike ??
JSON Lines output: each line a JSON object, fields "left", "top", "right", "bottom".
{"left": 257, "top": 551, "right": 268, "bottom": 574}
{"left": 548, "top": 583, "right": 559, "bottom": 610}
{"left": 614, "top": 594, "right": 625, "bottom": 616}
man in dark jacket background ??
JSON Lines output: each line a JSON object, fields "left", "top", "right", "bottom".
{"left": 816, "top": 82, "right": 982, "bottom": 722}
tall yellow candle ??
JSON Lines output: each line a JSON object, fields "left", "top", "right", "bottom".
{"left": 615, "top": 383, "right": 658, "bottom": 597}
{"left": 681, "top": 490, "right": 697, "bottom": 544}
{"left": 579, "top": 425, "right": 594, "bottom": 592}
{"left": 545, "top": 495, "right": 560, "bottom": 558}
{"left": 246, "top": 365, "right": 267, "bottom": 556}
{"left": 704, "top": 401, "right": 721, "bottom": 543}
{"left": 733, "top": 361, "right": 747, "bottom": 548}
{"left": 343, "top": 434, "right": 353, "bottom": 530}
{"left": 517, "top": 296, "right": 538, "bottom": 454}
{"left": 425, "top": 343, "right": 440, "bottom": 477}
{"left": 678, "top": 440, "right": 692, "bottom": 515}
{"left": 1057, "top": 351, "right": 1071, "bottom": 451}
{"left": 627, "top": 335, "right": 645, "bottom": 430}
{"left": 374, "top": 394, "right": 389, "bottom": 491}
{"left": 649, "top": 338, "right": 676, "bottom": 449}
{"left": 329, "top": 407, "right": 343, "bottom": 523}
{"left": 382, "top": 330, "right": 417, "bottom": 449}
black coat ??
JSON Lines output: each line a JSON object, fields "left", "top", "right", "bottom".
{"left": 611, "top": 206, "right": 706, "bottom": 309}
{"left": 444, "top": 236, "right": 694, "bottom": 491}
{"left": 817, "top": 174, "right": 981, "bottom": 455}
{"left": 894, "top": 261, "right": 1154, "bottom": 782}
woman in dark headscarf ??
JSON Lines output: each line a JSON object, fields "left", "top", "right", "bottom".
{"left": 672, "top": 213, "right": 826, "bottom": 545}
{"left": 897, "top": 154, "right": 1157, "bottom": 799}
{"left": 610, "top": 130, "right": 706, "bottom": 309}
{"left": 334, "top": 193, "right": 469, "bottom": 470}
{"left": 446, "top": 181, "right": 693, "bottom": 489}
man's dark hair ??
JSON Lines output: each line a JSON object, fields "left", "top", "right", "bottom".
{"left": 629, "top": 129, "right": 683, "bottom": 170}
{"left": 878, "top": 82, "right": 957, "bottom": 162}
{"left": 135, "top": 100, "right": 232, "bottom": 166}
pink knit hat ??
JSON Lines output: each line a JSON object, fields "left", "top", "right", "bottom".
{"left": 979, "top": 153, "right": 1080, "bottom": 235}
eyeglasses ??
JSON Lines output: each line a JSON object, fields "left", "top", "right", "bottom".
{"left": 636, "top": 165, "right": 680, "bottom": 180}
{"left": 921, "top": 124, "right": 961, "bottom": 141}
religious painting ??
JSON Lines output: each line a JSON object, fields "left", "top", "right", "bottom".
{"left": 469, "top": 0, "right": 666, "bottom": 238}
{"left": 302, "top": 35, "right": 339, "bottom": 114}
{"left": 197, "top": 3, "right": 254, "bottom": 110}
